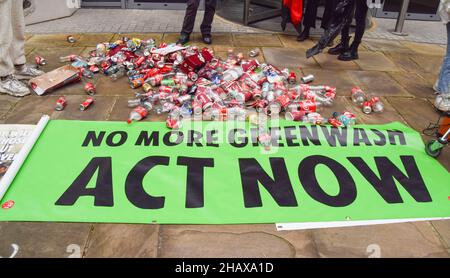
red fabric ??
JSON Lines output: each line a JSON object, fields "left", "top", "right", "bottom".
{"left": 283, "top": 0, "right": 303, "bottom": 26}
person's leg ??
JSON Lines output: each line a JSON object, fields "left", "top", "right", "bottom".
{"left": 298, "top": 0, "right": 319, "bottom": 41}
{"left": 338, "top": 0, "right": 367, "bottom": 61}
{"left": 328, "top": 0, "right": 354, "bottom": 55}
{"left": 434, "top": 23, "right": 450, "bottom": 112}
{"left": 10, "top": 0, "right": 42, "bottom": 80}
{"left": 10, "top": 0, "right": 26, "bottom": 68}
{"left": 178, "top": 0, "right": 201, "bottom": 44}
{"left": 321, "top": 0, "right": 336, "bottom": 29}
{"left": 0, "top": 0, "right": 14, "bottom": 78}
{"left": 200, "top": 0, "right": 217, "bottom": 37}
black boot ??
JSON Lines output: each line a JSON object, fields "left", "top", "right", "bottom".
{"left": 297, "top": 28, "right": 310, "bottom": 42}
{"left": 176, "top": 33, "right": 190, "bottom": 45}
{"left": 328, "top": 36, "right": 350, "bottom": 55}
{"left": 338, "top": 41, "right": 360, "bottom": 61}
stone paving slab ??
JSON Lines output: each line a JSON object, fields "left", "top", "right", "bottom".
{"left": 431, "top": 220, "right": 450, "bottom": 249}
{"left": 312, "top": 222, "right": 450, "bottom": 258}
{"left": 346, "top": 71, "right": 411, "bottom": 97}
{"left": 313, "top": 53, "right": 361, "bottom": 71}
{"left": 0, "top": 222, "right": 91, "bottom": 258}
{"left": 410, "top": 55, "right": 444, "bottom": 75}
{"left": 353, "top": 52, "right": 400, "bottom": 72}
{"left": 0, "top": 96, "right": 20, "bottom": 120}
{"left": 383, "top": 53, "right": 425, "bottom": 73}
{"left": 387, "top": 98, "right": 439, "bottom": 133}
{"left": 84, "top": 224, "right": 159, "bottom": 258}
{"left": 388, "top": 72, "right": 436, "bottom": 99}
{"left": 263, "top": 48, "right": 319, "bottom": 69}
{"left": 26, "top": 47, "right": 86, "bottom": 72}
{"left": 401, "top": 42, "right": 446, "bottom": 57}
{"left": 234, "top": 34, "right": 282, "bottom": 47}
{"left": 299, "top": 69, "right": 356, "bottom": 94}
{"left": 362, "top": 39, "right": 414, "bottom": 55}
{"left": 159, "top": 225, "right": 318, "bottom": 258}
{"left": 26, "top": 34, "right": 83, "bottom": 48}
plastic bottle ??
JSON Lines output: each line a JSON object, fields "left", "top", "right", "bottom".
{"left": 370, "top": 97, "right": 384, "bottom": 113}
{"left": 127, "top": 106, "right": 149, "bottom": 124}
{"left": 222, "top": 66, "right": 244, "bottom": 81}
{"left": 351, "top": 87, "right": 367, "bottom": 106}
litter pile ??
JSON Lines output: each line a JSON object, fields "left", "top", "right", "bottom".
{"left": 33, "top": 36, "right": 385, "bottom": 149}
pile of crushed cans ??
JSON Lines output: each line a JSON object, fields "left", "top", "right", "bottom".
{"left": 41, "top": 36, "right": 384, "bottom": 148}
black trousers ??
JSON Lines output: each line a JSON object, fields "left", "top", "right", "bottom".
{"left": 303, "top": 0, "right": 336, "bottom": 30}
{"left": 181, "top": 0, "right": 217, "bottom": 36}
{"left": 341, "top": 0, "right": 368, "bottom": 45}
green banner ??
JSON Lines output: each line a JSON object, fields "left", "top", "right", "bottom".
{"left": 0, "top": 120, "right": 449, "bottom": 225}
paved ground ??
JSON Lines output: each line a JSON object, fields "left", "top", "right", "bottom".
{"left": 0, "top": 32, "right": 449, "bottom": 258}
{"left": 26, "top": 8, "right": 447, "bottom": 45}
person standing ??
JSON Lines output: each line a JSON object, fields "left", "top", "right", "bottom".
{"left": 434, "top": 0, "right": 450, "bottom": 112}
{"left": 327, "top": 0, "right": 368, "bottom": 61}
{"left": 298, "top": 0, "right": 336, "bottom": 41}
{"left": 177, "top": 0, "right": 217, "bottom": 45}
{"left": 0, "top": 0, "right": 43, "bottom": 97}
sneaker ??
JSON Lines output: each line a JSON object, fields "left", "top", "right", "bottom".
{"left": 434, "top": 94, "right": 450, "bottom": 113}
{"left": 14, "top": 64, "right": 44, "bottom": 80}
{"left": 0, "top": 75, "right": 31, "bottom": 97}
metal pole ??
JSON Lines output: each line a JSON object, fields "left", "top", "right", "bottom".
{"left": 391, "top": 0, "right": 410, "bottom": 36}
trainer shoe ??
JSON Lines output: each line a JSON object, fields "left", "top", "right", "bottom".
{"left": 434, "top": 93, "right": 450, "bottom": 113}
{"left": 0, "top": 75, "right": 31, "bottom": 97}
{"left": 14, "top": 64, "right": 44, "bottom": 80}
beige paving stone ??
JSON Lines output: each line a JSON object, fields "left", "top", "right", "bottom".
{"left": 312, "top": 222, "right": 450, "bottom": 258}
{"left": 384, "top": 53, "right": 424, "bottom": 73}
{"left": 354, "top": 52, "right": 400, "bottom": 72}
{"left": 0, "top": 95, "right": 20, "bottom": 120}
{"left": 278, "top": 34, "right": 316, "bottom": 50}
{"left": 26, "top": 34, "right": 83, "bottom": 48}
{"left": 74, "top": 33, "right": 115, "bottom": 47}
{"left": 159, "top": 224, "right": 318, "bottom": 258}
{"left": 431, "top": 220, "right": 450, "bottom": 248}
{"left": 347, "top": 71, "right": 411, "bottom": 97}
{"left": 313, "top": 53, "right": 361, "bottom": 70}
{"left": 410, "top": 55, "right": 444, "bottom": 75}
{"left": 402, "top": 41, "right": 446, "bottom": 56}
{"left": 84, "top": 224, "right": 159, "bottom": 258}
{"left": 0, "top": 222, "right": 91, "bottom": 258}
{"left": 388, "top": 72, "right": 435, "bottom": 98}
{"left": 5, "top": 95, "right": 60, "bottom": 124}
{"left": 26, "top": 47, "right": 85, "bottom": 72}
{"left": 418, "top": 72, "right": 440, "bottom": 88}
{"left": 263, "top": 47, "right": 319, "bottom": 69}
{"left": 362, "top": 39, "right": 413, "bottom": 54}
{"left": 233, "top": 34, "right": 282, "bottom": 47}
{"left": 52, "top": 95, "right": 116, "bottom": 121}
{"left": 112, "top": 33, "right": 164, "bottom": 44}
{"left": 387, "top": 97, "right": 441, "bottom": 133}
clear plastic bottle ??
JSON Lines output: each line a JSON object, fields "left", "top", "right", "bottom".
{"left": 351, "top": 87, "right": 367, "bottom": 106}
{"left": 111, "top": 67, "right": 127, "bottom": 81}
{"left": 370, "top": 97, "right": 384, "bottom": 113}
{"left": 127, "top": 106, "right": 149, "bottom": 124}
{"left": 222, "top": 66, "right": 244, "bottom": 81}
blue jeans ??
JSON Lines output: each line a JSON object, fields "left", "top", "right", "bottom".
{"left": 437, "top": 22, "right": 450, "bottom": 94}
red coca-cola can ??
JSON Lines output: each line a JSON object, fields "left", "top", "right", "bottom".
{"left": 276, "top": 94, "right": 291, "bottom": 108}
{"left": 159, "top": 85, "right": 173, "bottom": 94}
{"left": 192, "top": 100, "right": 203, "bottom": 116}
{"left": 35, "top": 56, "right": 47, "bottom": 66}
{"left": 285, "top": 110, "right": 306, "bottom": 121}
{"left": 84, "top": 82, "right": 96, "bottom": 95}
{"left": 55, "top": 97, "right": 67, "bottom": 111}
{"left": 166, "top": 118, "right": 182, "bottom": 129}
{"left": 80, "top": 97, "right": 94, "bottom": 111}
{"left": 298, "top": 100, "right": 317, "bottom": 113}
{"left": 188, "top": 72, "right": 198, "bottom": 82}
{"left": 196, "top": 92, "right": 213, "bottom": 110}
{"left": 288, "top": 72, "right": 297, "bottom": 85}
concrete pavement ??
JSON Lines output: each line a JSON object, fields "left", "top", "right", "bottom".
{"left": 0, "top": 32, "right": 449, "bottom": 258}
